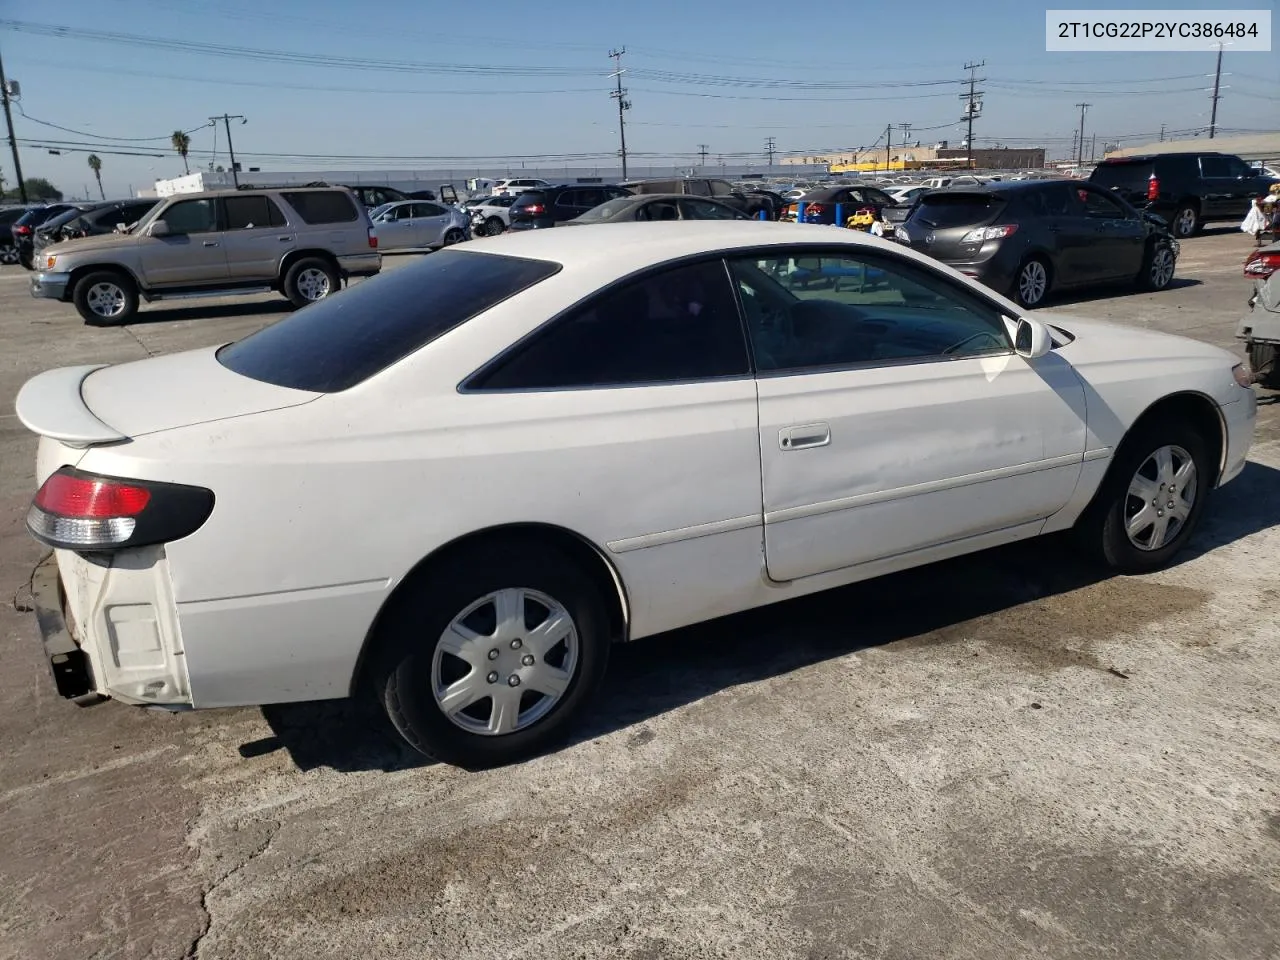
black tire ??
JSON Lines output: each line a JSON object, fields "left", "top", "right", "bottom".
{"left": 0, "top": 243, "right": 18, "bottom": 266}
{"left": 483, "top": 217, "right": 505, "bottom": 236}
{"left": 72, "top": 270, "right": 139, "bottom": 325}
{"left": 1012, "top": 256, "right": 1051, "bottom": 308}
{"left": 1249, "top": 341, "right": 1280, "bottom": 389}
{"left": 1138, "top": 242, "right": 1177, "bottom": 291}
{"left": 442, "top": 228, "right": 465, "bottom": 246}
{"left": 1075, "top": 418, "right": 1212, "bottom": 573}
{"left": 1170, "top": 203, "right": 1200, "bottom": 239}
{"left": 283, "top": 257, "right": 339, "bottom": 308}
{"left": 372, "top": 541, "right": 611, "bottom": 768}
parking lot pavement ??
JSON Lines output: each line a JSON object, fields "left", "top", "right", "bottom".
{"left": 1, "top": 234, "right": 1277, "bottom": 960}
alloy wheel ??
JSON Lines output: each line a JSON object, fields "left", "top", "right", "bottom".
{"left": 0, "top": 244, "right": 18, "bottom": 265}
{"left": 86, "top": 281, "right": 127, "bottom": 319}
{"left": 1175, "top": 208, "right": 1197, "bottom": 237}
{"left": 1018, "top": 260, "right": 1048, "bottom": 306}
{"left": 1150, "top": 247, "right": 1175, "bottom": 288}
{"left": 296, "top": 267, "right": 331, "bottom": 301}
{"left": 431, "top": 587, "right": 579, "bottom": 736}
{"left": 1124, "top": 444, "right": 1197, "bottom": 551}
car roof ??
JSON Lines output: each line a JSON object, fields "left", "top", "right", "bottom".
{"left": 461, "top": 220, "right": 897, "bottom": 274}
{"left": 1098, "top": 152, "right": 1227, "bottom": 163}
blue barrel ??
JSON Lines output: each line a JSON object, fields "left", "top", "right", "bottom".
{"left": 835, "top": 203, "right": 844, "bottom": 227}
{"left": 796, "top": 202, "right": 806, "bottom": 222}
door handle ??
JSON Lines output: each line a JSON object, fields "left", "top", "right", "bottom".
{"left": 277, "top": 235, "right": 295, "bottom": 242}
{"left": 779, "top": 422, "right": 831, "bottom": 450}
{"left": 202, "top": 240, "right": 219, "bottom": 247}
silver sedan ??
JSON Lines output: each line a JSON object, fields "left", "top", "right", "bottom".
{"left": 370, "top": 200, "right": 470, "bottom": 252}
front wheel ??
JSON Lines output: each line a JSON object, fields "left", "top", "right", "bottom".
{"left": 73, "top": 271, "right": 139, "bottom": 325}
{"left": 373, "top": 543, "right": 610, "bottom": 768}
{"left": 1076, "top": 420, "right": 1211, "bottom": 573}
{"left": 1139, "top": 243, "right": 1177, "bottom": 291}
{"left": 1013, "top": 257, "right": 1051, "bottom": 308}
{"left": 283, "top": 257, "right": 339, "bottom": 308}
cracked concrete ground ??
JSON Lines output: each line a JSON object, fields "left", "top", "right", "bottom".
{"left": 1, "top": 236, "right": 1278, "bottom": 960}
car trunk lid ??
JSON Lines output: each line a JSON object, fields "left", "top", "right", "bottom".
{"left": 16, "top": 347, "right": 321, "bottom": 446}
{"left": 903, "top": 192, "right": 1006, "bottom": 259}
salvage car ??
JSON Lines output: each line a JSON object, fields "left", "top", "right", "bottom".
{"left": 18, "top": 222, "right": 1256, "bottom": 767}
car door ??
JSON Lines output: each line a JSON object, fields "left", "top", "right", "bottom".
{"left": 1075, "top": 185, "right": 1146, "bottom": 282}
{"left": 141, "top": 197, "right": 229, "bottom": 287}
{"left": 375, "top": 203, "right": 416, "bottom": 250}
{"left": 1198, "top": 156, "right": 1239, "bottom": 218}
{"left": 1041, "top": 182, "right": 1097, "bottom": 286}
{"left": 729, "top": 247, "right": 1087, "bottom": 582}
{"left": 465, "top": 257, "right": 762, "bottom": 630}
{"left": 220, "top": 194, "right": 291, "bottom": 280}
{"left": 407, "top": 203, "right": 446, "bottom": 246}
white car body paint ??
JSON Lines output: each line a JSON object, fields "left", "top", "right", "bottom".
{"left": 19, "top": 223, "right": 1257, "bottom": 710}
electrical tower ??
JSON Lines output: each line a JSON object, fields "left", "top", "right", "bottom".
{"left": 960, "top": 61, "right": 985, "bottom": 169}
{"left": 1074, "top": 102, "right": 1090, "bottom": 167}
{"left": 697, "top": 143, "right": 709, "bottom": 166}
{"left": 764, "top": 136, "right": 776, "bottom": 170}
{"left": 608, "top": 48, "right": 631, "bottom": 179}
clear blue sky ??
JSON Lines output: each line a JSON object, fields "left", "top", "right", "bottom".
{"left": 2, "top": 0, "right": 1276, "bottom": 197}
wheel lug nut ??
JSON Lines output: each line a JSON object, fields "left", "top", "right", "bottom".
{"left": 522, "top": 654, "right": 535, "bottom": 666}
{"left": 487, "top": 671, "right": 499, "bottom": 684}
{"left": 510, "top": 638, "right": 522, "bottom": 650}
{"left": 487, "top": 648, "right": 499, "bottom": 660}
{"left": 507, "top": 674, "right": 521, "bottom": 687}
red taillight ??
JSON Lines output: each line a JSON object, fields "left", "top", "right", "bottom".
{"left": 367, "top": 227, "right": 378, "bottom": 249}
{"left": 35, "top": 473, "right": 151, "bottom": 518}
{"left": 806, "top": 203, "right": 826, "bottom": 215}
{"left": 15, "top": 224, "right": 31, "bottom": 235}
{"left": 28, "top": 468, "right": 214, "bottom": 551}
{"left": 524, "top": 203, "right": 545, "bottom": 215}
{"left": 1244, "top": 251, "right": 1280, "bottom": 278}
{"left": 1147, "top": 173, "right": 1159, "bottom": 201}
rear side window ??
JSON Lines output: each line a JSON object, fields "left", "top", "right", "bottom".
{"left": 909, "top": 193, "right": 1002, "bottom": 228}
{"left": 281, "top": 191, "right": 359, "bottom": 224}
{"left": 224, "top": 195, "right": 286, "bottom": 230}
{"left": 218, "top": 251, "right": 560, "bottom": 392}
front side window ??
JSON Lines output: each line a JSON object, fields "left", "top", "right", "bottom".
{"left": 727, "top": 250, "right": 1010, "bottom": 372}
{"left": 159, "top": 198, "right": 217, "bottom": 234}
{"left": 1077, "top": 187, "right": 1127, "bottom": 219}
{"left": 1198, "top": 156, "right": 1231, "bottom": 178}
{"left": 472, "top": 259, "right": 750, "bottom": 389}
{"left": 637, "top": 200, "right": 680, "bottom": 221}
{"left": 224, "top": 195, "right": 285, "bottom": 230}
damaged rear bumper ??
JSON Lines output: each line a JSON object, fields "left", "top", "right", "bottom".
{"left": 30, "top": 553, "right": 103, "bottom": 705}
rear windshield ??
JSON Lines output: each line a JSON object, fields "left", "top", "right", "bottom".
{"left": 1089, "top": 161, "right": 1153, "bottom": 190}
{"left": 280, "top": 191, "right": 359, "bottom": 224}
{"left": 217, "top": 251, "right": 561, "bottom": 392}
{"left": 511, "top": 191, "right": 548, "bottom": 209}
{"left": 909, "top": 193, "right": 1003, "bottom": 228}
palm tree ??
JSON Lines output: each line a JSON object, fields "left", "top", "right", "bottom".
{"left": 171, "top": 130, "right": 191, "bottom": 174}
{"left": 87, "top": 154, "right": 104, "bottom": 199}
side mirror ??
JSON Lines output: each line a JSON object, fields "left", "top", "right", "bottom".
{"left": 1014, "top": 316, "right": 1052, "bottom": 359}
{"left": 149, "top": 220, "right": 171, "bottom": 237}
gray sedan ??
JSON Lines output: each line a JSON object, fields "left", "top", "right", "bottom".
{"left": 566, "top": 194, "right": 749, "bottom": 225}
{"left": 370, "top": 200, "right": 470, "bottom": 251}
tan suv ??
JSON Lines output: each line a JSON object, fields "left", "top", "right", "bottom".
{"left": 30, "top": 186, "right": 381, "bottom": 323}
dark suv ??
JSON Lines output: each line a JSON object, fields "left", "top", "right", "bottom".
{"left": 509, "top": 184, "right": 630, "bottom": 229}
{"left": 898, "top": 180, "right": 1177, "bottom": 308}
{"left": 1089, "top": 152, "right": 1277, "bottom": 239}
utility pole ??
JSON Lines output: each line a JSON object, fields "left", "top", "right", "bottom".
{"left": 1159, "top": 123, "right": 1166, "bottom": 142}
{"left": 208, "top": 114, "right": 246, "bottom": 187}
{"left": 0, "top": 46, "right": 27, "bottom": 203}
{"left": 697, "top": 143, "right": 709, "bottom": 166}
{"left": 960, "top": 61, "right": 985, "bottom": 170}
{"left": 764, "top": 136, "right": 776, "bottom": 170}
{"left": 1208, "top": 42, "right": 1224, "bottom": 139}
{"left": 899, "top": 122, "right": 912, "bottom": 151}
{"left": 608, "top": 48, "right": 630, "bottom": 179}
{"left": 1074, "top": 102, "right": 1090, "bottom": 167}
{"left": 885, "top": 123, "right": 892, "bottom": 172}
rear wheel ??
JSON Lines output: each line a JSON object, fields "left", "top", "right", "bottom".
{"left": 0, "top": 243, "right": 18, "bottom": 265}
{"left": 1171, "top": 203, "right": 1200, "bottom": 239}
{"left": 72, "top": 270, "right": 138, "bottom": 325}
{"left": 483, "top": 217, "right": 505, "bottom": 236}
{"left": 373, "top": 542, "right": 610, "bottom": 768}
{"left": 1249, "top": 341, "right": 1280, "bottom": 389}
{"left": 1075, "top": 419, "right": 1211, "bottom": 573}
{"left": 1013, "top": 257, "right": 1051, "bottom": 308}
{"left": 443, "top": 228, "right": 465, "bottom": 246}
{"left": 283, "top": 257, "right": 339, "bottom": 308}
{"left": 1139, "top": 243, "right": 1177, "bottom": 291}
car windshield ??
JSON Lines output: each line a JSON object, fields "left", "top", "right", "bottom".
{"left": 217, "top": 250, "right": 561, "bottom": 392}
{"left": 573, "top": 197, "right": 636, "bottom": 222}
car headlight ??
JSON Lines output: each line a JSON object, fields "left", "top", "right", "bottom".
{"left": 44, "top": 254, "right": 57, "bottom": 270}
{"left": 1232, "top": 363, "right": 1254, "bottom": 388}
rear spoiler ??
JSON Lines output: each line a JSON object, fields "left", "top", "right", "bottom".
{"left": 14, "top": 364, "right": 127, "bottom": 447}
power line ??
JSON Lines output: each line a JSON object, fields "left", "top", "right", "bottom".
{"left": 15, "top": 104, "right": 209, "bottom": 141}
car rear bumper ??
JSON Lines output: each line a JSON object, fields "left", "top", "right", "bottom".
{"left": 337, "top": 253, "right": 382, "bottom": 278}
{"left": 30, "top": 553, "right": 103, "bottom": 705}
{"left": 31, "top": 271, "right": 73, "bottom": 301}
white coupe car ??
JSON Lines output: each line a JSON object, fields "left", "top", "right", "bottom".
{"left": 18, "top": 222, "right": 1256, "bottom": 767}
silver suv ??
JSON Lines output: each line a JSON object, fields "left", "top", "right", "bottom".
{"left": 30, "top": 186, "right": 381, "bottom": 324}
